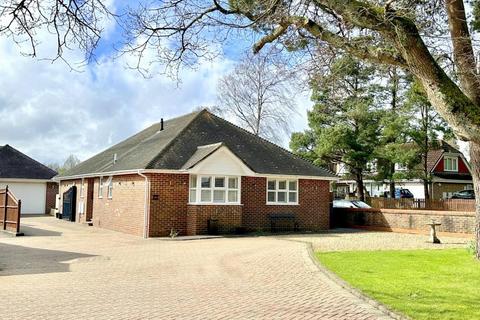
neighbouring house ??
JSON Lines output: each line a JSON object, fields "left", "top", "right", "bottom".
{"left": 0, "top": 145, "right": 58, "bottom": 214}
{"left": 55, "top": 110, "right": 337, "bottom": 237}
{"left": 334, "top": 140, "right": 472, "bottom": 199}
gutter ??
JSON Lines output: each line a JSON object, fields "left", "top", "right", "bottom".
{"left": 137, "top": 170, "right": 150, "bottom": 239}
{"left": 53, "top": 169, "right": 181, "bottom": 181}
{"left": 56, "top": 169, "right": 338, "bottom": 182}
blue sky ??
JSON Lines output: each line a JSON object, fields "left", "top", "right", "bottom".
{"left": 0, "top": 1, "right": 312, "bottom": 166}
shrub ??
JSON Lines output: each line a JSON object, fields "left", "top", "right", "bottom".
{"left": 467, "top": 240, "right": 477, "bottom": 256}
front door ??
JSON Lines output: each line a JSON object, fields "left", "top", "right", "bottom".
{"left": 86, "top": 178, "right": 94, "bottom": 221}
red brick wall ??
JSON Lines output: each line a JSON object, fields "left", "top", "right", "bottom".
{"left": 60, "top": 174, "right": 331, "bottom": 237}
{"left": 60, "top": 175, "right": 146, "bottom": 236}
{"left": 186, "top": 205, "right": 242, "bottom": 235}
{"left": 92, "top": 175, "right": 146, "bottom": 236}
{"left": 335, "top": 207, "right": 475, "bottom": 235}
{"left": 241, "top": 177, "right": 331, "bottom": 232}
{"left": 45, "top": 182, "right": 59, "bottom": 215}
{"left": 148, "top": 173, "right": 189, "bottom": 237}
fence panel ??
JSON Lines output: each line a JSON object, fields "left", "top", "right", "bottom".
{"left": 370, "top": 197, "right": 475, "bottom": 212}
{"left": 0, "top": 186, "right": 22, "bottom": 234}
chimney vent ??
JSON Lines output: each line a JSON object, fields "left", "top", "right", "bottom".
{"left": 160, "top": 118, "right": 164, "bottom": 131}
{"left": 113, "top": 153, "right": 117, "bottom": 164}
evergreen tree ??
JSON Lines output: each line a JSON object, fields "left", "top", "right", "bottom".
{"left": 291, "top": 56, "right": 383, "bottom": 201}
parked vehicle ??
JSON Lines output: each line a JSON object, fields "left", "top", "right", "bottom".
{"left": 333, "top": 199, "right": 371, "bottom": 209}
{"left": 451, "top": 189, "right": 475, "bottom": 199}
{"left": 394, "top": 188, "right": 414, "bottom": 199}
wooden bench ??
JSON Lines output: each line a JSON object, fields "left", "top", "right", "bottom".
{"left": 269, "top": 213, "right": 297, "bottom": 232}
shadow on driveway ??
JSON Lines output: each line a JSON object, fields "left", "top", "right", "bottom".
{"left": 0, "top": 243, "right": 96, "bottom": 276}
{"left": 19, "top": 224, "right": 63, "bottom": 237}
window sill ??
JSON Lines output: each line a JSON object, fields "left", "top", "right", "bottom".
{"left": 266, "top": 203, "right": 299, "bottom": 206}
{"left": 188, "top": 203, "right": 243, "bottom": 206}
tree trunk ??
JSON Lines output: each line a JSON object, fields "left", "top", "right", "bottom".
{"left": 389, "top": 180, "right": 395, "bottom": 198}
{"left": 355, "top": 172, "right": 365, "bottom": 201}
{"left": 423, "top": 179, "right": 430, "bottom": 200}
{"left": 469, "top": 141, "right": 480, "bottom": 259}
{"left": 389, "top": 161, "right": 396, "bottom": 198}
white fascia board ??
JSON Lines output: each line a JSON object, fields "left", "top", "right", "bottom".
{"left": 254, "top": 173, "right": 338, "bottom": 181}
{"left": 55, "top": 169, "right": 182, "bottom": 181}
{"left": 56, "top": 164, "right": 338, "bottom": 183}
{"left": 432, "top": 178, "right": 473, "bottom": 184}
{"left": 0, "top": 178, "right": 52, "bottom": 183}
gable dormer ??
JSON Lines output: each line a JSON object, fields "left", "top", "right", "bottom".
{"left": 433, "top": 153, "right": 470, "bottom": 174}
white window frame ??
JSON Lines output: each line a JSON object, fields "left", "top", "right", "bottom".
{"left": 107, "top": 176, "right": 113, "bottom": 199}
{"left": 80, "top": 178, "right": 85, "bottom": 198}
{"left": 98, "top": 177, "right": 104, "bottom": 198}
{"left": 444, "top": 156, "right": 458, "bottom": 172}
{"left": 189, "top": 175, "right": 241, "bottom": 205}
{"left": 267, "top": 179, "right": 298, "bottom": 205}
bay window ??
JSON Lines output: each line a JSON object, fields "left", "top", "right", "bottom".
{"left": 267, "top": 179, "right": 298, "bottom": 204}
{"left": 189, "top": 175, "right": 240, "bottom": 204}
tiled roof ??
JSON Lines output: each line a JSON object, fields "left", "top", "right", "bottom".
{"left": 60, "top": 110, "right": 336, "bottom": 178}
{"left": 0, "top": 145, "right": 57, "bottom": 180}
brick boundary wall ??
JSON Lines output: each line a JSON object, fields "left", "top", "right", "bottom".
{"left": 333, "top": 208, "right": 475, "bottom": 235}
{"left": 45, "top": 182, "right": 59, "bottom": 215}
{"left": 241, "top": 177, "right": 331, "bottom": 232}
{"left": 186, "top": 205, "right": 242, "bottom": 235}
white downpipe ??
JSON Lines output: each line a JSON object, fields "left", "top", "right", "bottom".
{"left": 137, "top": 171, "right": 150, "bottom": 239}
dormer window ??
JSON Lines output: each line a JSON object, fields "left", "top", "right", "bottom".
{"left": 444, "top": 156, "right": 458, "bottom": 172}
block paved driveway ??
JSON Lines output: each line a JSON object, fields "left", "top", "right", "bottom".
{"left": 0, "top": 217, "right": 392, "bottom": 320}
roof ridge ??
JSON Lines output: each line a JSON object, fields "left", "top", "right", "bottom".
{"left": 145, "top": 109, "right": 207, "bottom": 169}
{"left": 3, "top": 145, "right": 57, "bottom": 175}
{"left": 207, "top": 112, "right": 337, "bottom": 177}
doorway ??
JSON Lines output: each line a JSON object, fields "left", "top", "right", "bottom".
{"left": 86, "top": 178, "right": 94, "bottom": 222}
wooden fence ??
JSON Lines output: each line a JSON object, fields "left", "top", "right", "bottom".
{"left": 369, "top": 197, "right": 475, "bottom": 212}
{"left": 0, "top": 186, "right": 22, "bottom": 234}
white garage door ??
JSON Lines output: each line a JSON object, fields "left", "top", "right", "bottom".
{"left": 0, "top": 182, "right": 46, "bottom": 214}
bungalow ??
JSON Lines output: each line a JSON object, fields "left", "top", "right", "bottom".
{"left": 0, "top": 145, "right": 58, "bottom": 214}
{"left": 56, "top": 110, "right": 337, "bottom": 237}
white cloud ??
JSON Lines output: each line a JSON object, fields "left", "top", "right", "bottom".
{"left": 0, "top": 35, "right": 235, "bottom": 165}
{"left": 0, "top": 8, "right": 314, "bottom": 166}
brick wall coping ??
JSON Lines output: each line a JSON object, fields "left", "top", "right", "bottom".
{"left": 340, "top": 207, "right": 475, "bottom": 217}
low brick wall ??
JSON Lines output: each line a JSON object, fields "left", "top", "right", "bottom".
{"left": 333, "top": 208, "right": 476, "bottom": 235}
{"left": 186, "top": 205, "right": 242, "bottom": 235}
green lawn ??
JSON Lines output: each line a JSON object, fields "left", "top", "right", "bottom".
{"left": 317, "top": 249, "right": 480, "bottom": 320}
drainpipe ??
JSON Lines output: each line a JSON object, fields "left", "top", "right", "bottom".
{"left": 137, "top": 171, "right": 150, "bottom": 239}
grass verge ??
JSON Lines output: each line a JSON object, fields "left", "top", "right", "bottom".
{"left": 317, "top": 249, "right": 480, "bottom": 320}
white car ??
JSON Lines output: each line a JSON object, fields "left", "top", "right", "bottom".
{"left": 333, "top": 199, "right": 371, "bottom": 209}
